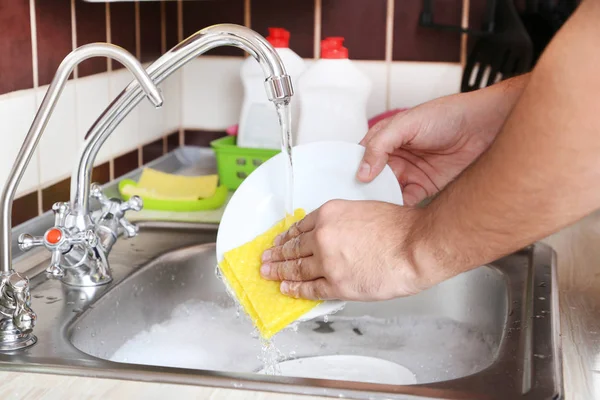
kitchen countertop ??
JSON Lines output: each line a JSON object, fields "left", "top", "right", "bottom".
{"left": 1, "top": 209, "right": 599, "bottom": 399}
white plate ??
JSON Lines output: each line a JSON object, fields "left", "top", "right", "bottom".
{"left": 217, "top": 141, "right": 403, "bottom": 322}
{"left": 257, "top": 355, "right": 417, "bottom": 385}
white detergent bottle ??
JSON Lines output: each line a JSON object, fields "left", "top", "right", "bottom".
{"left": 296, "top": 37, "right": 372, "bottom": 145}
{"left": 238, "top": 27, "right": 306, "bottom": 149}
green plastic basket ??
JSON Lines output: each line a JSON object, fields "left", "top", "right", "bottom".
{"left": 210, "top": 136, "right": 280, "bottom": 190}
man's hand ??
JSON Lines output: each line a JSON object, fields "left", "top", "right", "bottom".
{"left": 259, "top": 200, "right": 446, "bottom": 301}
{"left": 357, "top": 74, "right": 529, "bottom": 206}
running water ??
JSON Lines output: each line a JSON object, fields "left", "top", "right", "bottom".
{"left": 275, "top": 100, "right": 294, "bottom": 217}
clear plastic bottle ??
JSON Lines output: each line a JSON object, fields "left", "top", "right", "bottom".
{"left": 296, "top": 37, "right": 372, "bottom": 145}
{"left": 237, "top": 27, "right": 306, "bottom": 149}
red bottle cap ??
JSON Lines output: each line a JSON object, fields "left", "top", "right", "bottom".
{"left": 266, "top": 27, "right": 290, "bottom": 48}
{"left": 321, "top": 37, "right": 348, "bottom": 59}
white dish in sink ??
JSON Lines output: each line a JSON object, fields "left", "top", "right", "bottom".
{"left": 258, "top": 355, "right": 417, "bottom": 385}
{"left": 216, "top": 141, "right": 403, "bottom": 322}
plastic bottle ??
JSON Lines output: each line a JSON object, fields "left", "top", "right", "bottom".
{"left": 296, "top": 37, "right": 372, "bottom": 145}
{"left": 237, "top": 27, "right": 306, "bottom": 149}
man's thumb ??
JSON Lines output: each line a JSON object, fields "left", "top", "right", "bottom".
{"left": 357, "top": 134, "right": 394, "bottom": 182}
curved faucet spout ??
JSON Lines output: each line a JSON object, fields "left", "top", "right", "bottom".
{"left": 0, "top": 43, "right": 163, "bottom": 274}
{"left": 70, "top": 24, "right": 293, "bottom": 223}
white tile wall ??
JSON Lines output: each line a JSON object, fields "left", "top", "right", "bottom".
{"left": 1, "top": 56, "right": 463, "bottom": 201}
{"left": 389, "top": 62, "right": 462, "bottom": 109}
{"left": 0, "top": 89, "right": 40, "bottom": 197}
{"left": 37, "top": 81, "right": 78, "bottom": 185}
{"left": 106, "top": 69, "right": 141, "bottom": 157}
{"left": 75, "top": 72, "right": 113, "bottom": 164}
{"left": 182, "top": 57, "right": 244, "bottom": 130}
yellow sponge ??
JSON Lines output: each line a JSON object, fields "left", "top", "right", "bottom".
{"left": 135, "top": 168, "right": 218, "bottom": 200}
{"left": 219, "top": 209, "right": 321, "bottom": 339}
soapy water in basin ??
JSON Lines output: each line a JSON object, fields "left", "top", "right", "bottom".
{"left": 110, "top": 301, "right": 497, "bottom": 384}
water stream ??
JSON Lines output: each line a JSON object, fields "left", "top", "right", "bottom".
{"left": 275, "top": 100, "right": 294, "bottom": 217}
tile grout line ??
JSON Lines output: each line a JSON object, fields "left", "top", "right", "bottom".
{"left": 29, "top": 0, "right": 39, "bottom": 90}
{"left": 106, "top": 3, "right": 112, "bottom": 72}
{"left": 177, "top": 0, "right": 184, "bottom": 144}
{"left": 160, "top": 0, "right": 167, "bottom": 54}
{"left": 106, "top": 1, "right": 114, "bottom": 181}
{"left": 137, "top": 146, "right": 143, "bottom": 168}
{"left": 460, "top": 0, "right": 470, "bottom": 68}
{"left": 385, "top": 0, "right": 395, "bottom": 111}
{"left": 177, "top": 0, "right": 183, "bottom": 43}
{"left": 29, "top": 0, "right": 43, "bottom": 216}
{"left": 313, "top": 0, "right": 322, "bottom": 59}
{"left": 70, "top": 0, "right": 78, "bottom": 79}
{"left": 69, "top": 0, "right": 85, "bottom": 202}
{"left": 243, "top": 0, "right": 251, "bottom": 58}
{"left": 135, "top": 1, "right": 141, "bottom": 61}
{"left": 244, "top": 0, "right": 251, "bottom": 28}
{"left": 135, "top": 2, "right": 142, "bottom": 170}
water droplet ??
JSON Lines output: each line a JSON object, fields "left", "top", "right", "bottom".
{"left": 91, "top": 332, "right": 96, "bottom": 337}
{"left": 323, "top": 315, "right": 329, "bottom": 323}
{"left": 66, "top": 301, "right": 75, "bottom": 305}
{"left": 171, "top": 275, "right": 175, "bottom": 281}
{"left": 538, "top": 296, "right": 546, "bottom": 300}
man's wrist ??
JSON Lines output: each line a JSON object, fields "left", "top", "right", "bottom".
{"left": 405, "top": 204, "right": 473, "bottom": 291}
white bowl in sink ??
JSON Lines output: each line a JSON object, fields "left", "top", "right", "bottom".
{"left": 216, "top": 140, "right": 404, "bottom": 322}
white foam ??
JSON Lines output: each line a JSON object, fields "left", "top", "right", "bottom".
{"left": 110, "top": 301, "right": 497, "bottom": 384}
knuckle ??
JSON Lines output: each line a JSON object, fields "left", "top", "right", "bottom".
{"left": 276, "top": 263, "right": 287, "bottom": 281}
{"left": 288, "top": 223, "right": 301, "bottom": 237}
{"left": 271, "top": 246, "right": 284, "bottom": 262}
{"left": 314, "top": 226, "right": 332, "bottom": 244}
{"left": 318, "top": 200, "right": 339, "bottom": 218}
{"left": 282, "top": 236, "right": 301, "bottom": 259}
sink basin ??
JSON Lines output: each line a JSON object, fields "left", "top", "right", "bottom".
{"left": 0, "top": 220, "right": 562, "bottom": 399}
{"left": 70, "top": 240, "right": 507, "bottom": 385}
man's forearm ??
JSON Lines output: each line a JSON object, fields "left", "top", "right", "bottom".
{"left": 414, "top": 1, "right": 600, "bottom": 276}
{"left": 462, "top": 72, "right": 530, "bottom": 138}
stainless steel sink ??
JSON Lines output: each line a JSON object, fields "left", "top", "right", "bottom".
{"left": 0, "top": 220, "right": 563, "bottom": 399}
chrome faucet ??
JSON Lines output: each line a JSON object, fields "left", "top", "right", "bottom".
{"left": 69, "top": 23, "right": 293, "bottom": 232}
{"left": 37, "top": 23, "right": 291, "bottom": 285}
{"left": 0, "top": 43, "right": 162, "bottom": 351}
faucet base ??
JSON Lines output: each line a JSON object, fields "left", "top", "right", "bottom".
{"left": 0, "top": 330, "right": 37, "bottom": 352}
{"left": 60, "top": 274, "right": 112, "bottom": 287}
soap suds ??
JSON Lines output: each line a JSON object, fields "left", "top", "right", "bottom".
{"left": 110, "top": 301, "right": 497, "bottom": 384}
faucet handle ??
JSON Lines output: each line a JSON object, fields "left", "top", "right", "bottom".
{"left": 18, "top": 224, "right": 97, "bottom": 277}
{"left": 121, "top": 195, "right": 143, "bottom": 213}
{"left": 52, "top": 201, "right": 70, "bottom": 227}
{"left": 118, "top": 196, "right": 142, "bottom": 238}
{"left": 90, "top": 182, "right": 111, "bottom": 208}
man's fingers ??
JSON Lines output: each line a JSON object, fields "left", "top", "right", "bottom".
{"left": 272, "top": 212, "right": 317, "bottom": 247}
{"left": 260, "top": 256, "right": 322, "bottom": 282}
{"left": 280, "top": 278, "right": 335, "bottom": 300}
{"left": 263, "top": 230, "right": 314, "bottom": 263}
